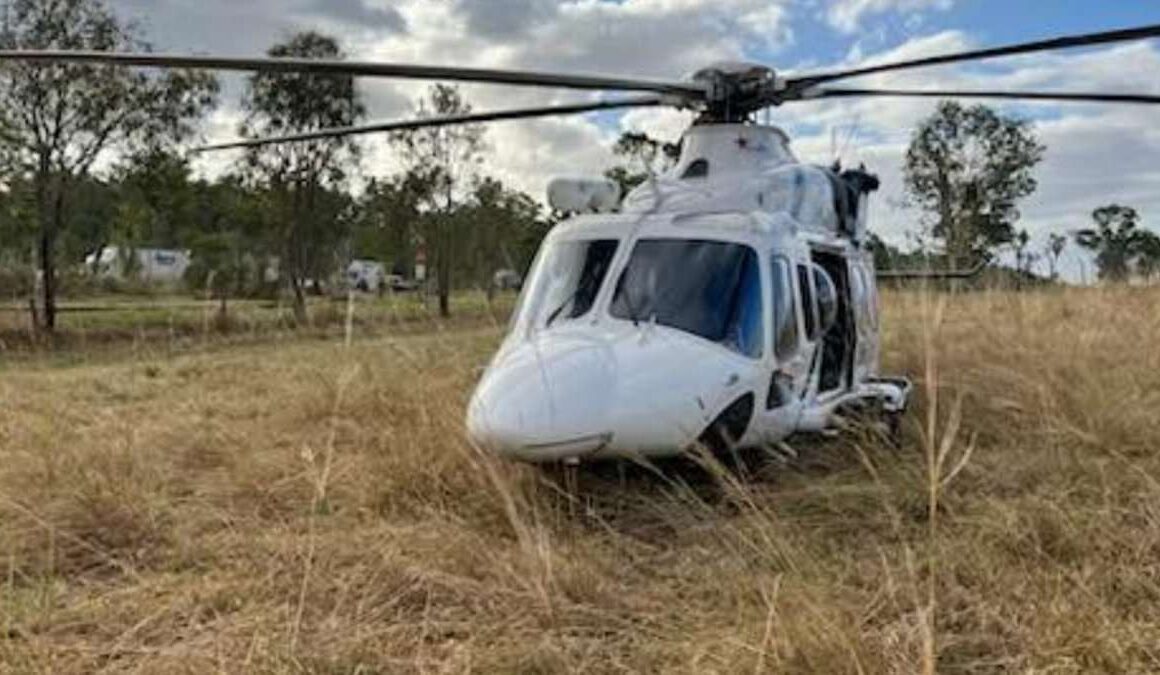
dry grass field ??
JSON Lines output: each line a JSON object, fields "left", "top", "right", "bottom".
{"left": 2, "top": 286, "right": 1159, "bottom": 673}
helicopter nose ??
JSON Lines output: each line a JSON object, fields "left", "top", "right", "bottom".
{"left": 467, "top": 335, "right": 616, "bottom": 461}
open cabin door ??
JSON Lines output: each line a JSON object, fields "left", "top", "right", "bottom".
{"left": 756, "top": 255, "right": 811, "bottom": 443}
{"left": 809, "top": 250, "right": 856, "bottom": 396}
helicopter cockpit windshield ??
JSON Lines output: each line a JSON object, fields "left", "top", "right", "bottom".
{"left": 610, "top": 238, "right": 763, "bottom": 358}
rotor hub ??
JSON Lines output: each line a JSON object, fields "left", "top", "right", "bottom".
{"left": 691, "top": 62, "right": 786, "bottom": 122}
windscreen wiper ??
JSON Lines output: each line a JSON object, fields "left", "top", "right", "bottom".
{"left": 544, "top": 290, "right": 578, "bottom": 327}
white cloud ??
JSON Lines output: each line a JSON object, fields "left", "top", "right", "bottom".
{"left": 112, "top": 1, "right": 1160, "bottom": 281}
{"left": 825, "top": 0, "right": 954, "bottom": 34}
{"left": 339, "top": 0, "right": 797, "bottom": 199}
{"left": 776, "top": 34, "right": 1160, "bottom": 280}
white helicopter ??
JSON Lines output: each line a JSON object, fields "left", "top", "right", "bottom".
{"left": 5, "top": 23, "right": 1158, "bottom": 463}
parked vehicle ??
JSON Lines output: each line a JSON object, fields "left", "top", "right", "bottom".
{"left": 346, "top": 260, "right": 386, "bottom": 293}
{"left": 85, "top": 246, "right": 190, "bottom": 285}
{"left": 492, "top": 269, "right": 522, "bottom": 291}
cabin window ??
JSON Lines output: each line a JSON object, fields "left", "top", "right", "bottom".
{"left": 681, "top": 159, "right": 709, "bottom": 179}
{"left": 797, "top": 263, "right": 818, "bottom": 341}
{"left": 812, "top": 265, "right": 839, "bottom": 337}
{"left": 851, "top": 265, "right": 876, "bottom": 332}
{"left": 517, "top": 238, "right": 619, "bottom": 331}
{"left": 611, "top": 239, "right": 763, "bottom": 358}
{"left": 771, "top": 257, "right": 799, "bottom": 361}
{"left": 860, "top": 266, "right": 879, "bottom": 329}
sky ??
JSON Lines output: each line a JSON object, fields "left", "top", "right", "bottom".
{"left": 108, "top": 0, "right": 1160, "bottom": 281}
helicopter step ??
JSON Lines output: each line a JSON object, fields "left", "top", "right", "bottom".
{"left": 796, "top": 376, "right": 911, "bottom": 433}
{"left": 862, "top": 376, "right": 912, "bottom": 414}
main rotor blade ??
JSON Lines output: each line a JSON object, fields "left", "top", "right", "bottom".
{"left": 790, "top": 24, "right": 1160, "bottom": 89}
{"left": 0, "top": 50, "right": 704, "bottom": 98}
{"left": 193, "top": 96, "right": 667, "bottom": 153}
{"left": 810, "top": 87, "right": 1160, "bottom": 105}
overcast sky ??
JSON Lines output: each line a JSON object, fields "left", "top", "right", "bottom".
{"left": 108, "top": 0, "right": 1160, "bottom": 280}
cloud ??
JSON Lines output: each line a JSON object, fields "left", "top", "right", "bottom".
{"left": 111, "top": 0, "right": 406, "bottom": 54}
{"left": 105, "top": 0, "right": 1159, "bottom": 282}
{"left": 775, "top": 34, "right": 1160, "bottom": 280}
{"left": 316, "top": 0, "right": 407, "bottom": 33}
{"left": 825, "top": 0, "right": 954, "bottom": 34}
{"left": 341, "top": 0, "right": 797, "bottom": 199}
{"left": 451, "top": 0, "right": 560, "bottom": 39}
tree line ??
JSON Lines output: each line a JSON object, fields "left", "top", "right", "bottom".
{"left": 0, "top": 0, "right": 556, "bottom": 333}
{"left": 876, "top": 100, "right": 1160, "bottom": 283}
{"left": 2, "top": 1, "right": 1156, "bottom": 338}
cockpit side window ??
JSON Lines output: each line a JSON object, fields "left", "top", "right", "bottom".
{"left": 610, "top": 239, "right": 763, "bottom": 358}
{"left": 513, "top": 238, "right": 619, "bottom": 333}
{"left": 544, "top": 239, "right": 618, "bottom": 326}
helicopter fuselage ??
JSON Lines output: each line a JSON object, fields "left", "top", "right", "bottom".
{"left": 467, "top": 123, "right": 910, "bottom": 462}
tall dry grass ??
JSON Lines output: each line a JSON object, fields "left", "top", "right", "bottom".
{"left": 1, "top": 286, "right": 1159, "bottom": 673}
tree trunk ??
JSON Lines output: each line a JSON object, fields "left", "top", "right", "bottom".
{"left": 291, "top": 276, "right": 307, "bottom": 324}
{"left": 438, "top": 217, "right": 451, "bottom": 318}
{"left": 438, "top": 272, "right": 450, "bottom": 317}
{"left": 33, "top": 162, "right": 58, "bottom": 334}
{"left": 38, "top": 230, "right": 56, "bottom": 332}
{"left": 287, "top": 184, "right": 308, "bottom": 323}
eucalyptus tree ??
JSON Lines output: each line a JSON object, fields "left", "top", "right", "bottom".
{"left": 904, "top": 101, "right": 1045, "bottom": 270}
{"left": 460, "top": 177, "right": 546, "bottom": 289}
{"left": 1074, "top": 205, "right": 1154, "bottom": 282}
{"left": 239, "top": 31, "right": 365, "bottom": 322}
{"left": 0, "top": 0, "right": 218, "bottom": 331}
{"left": 353, "top": 172, "right": 431, "bottom": 278}
{"left": 605, "top": 131, "right": 680, "bottom": 195}
{"left": 390, "top": 84, "right": 485, "bottom": 317}
{"left": 1045, "top": 233, "right": 1067, "bottom": 281}
{"left": 1133, "top": 230, "right": 1160, "bottom": 282}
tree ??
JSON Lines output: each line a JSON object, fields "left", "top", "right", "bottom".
{"left": 461, "top": 177, "right": 547, "bottom": 290}
{"left": 0, "top": 0, "right": 218, "bottom": 331}
{"left": 390, "top": 84, "right": 485, "bottom": 317}
{"left": 605, "top": 131, "right": 680, "bottom": 195}
{"left": 1045, "top": 232, "right": 1067, "bottom": 281}
{"left": 239, "top": 31, "right": 365, "bottom": 322}
{"left": 185, "top": 174, "right": 274, "bottom": 303}
{"left": 185, "top": 230, "right": 243, "bottom": 319}
{"left": 1013, "top": 229, "right": 1040, "bottom": 280}
{"left": 1074, "top": 205, "right": 1155, "bottom": 282}
{"left": 1132, "top": 230, "right": 1160, "bottom": 282}
{"left": 904, "top": 101, "right": 1045, "bottom": 269}
{"left": 353, "top": 173, "right": 431, "bottom": 279}
{"left": 113, "top": 148, "right": 197, "bottom": 249}
{"left": 1014, "top": 229, "right": 1030, "bottom": 273}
